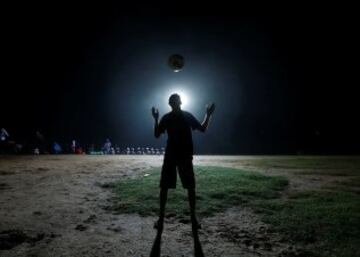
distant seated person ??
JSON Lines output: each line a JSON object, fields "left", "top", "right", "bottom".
{"left": 53, "top": 142, "right": 62, "bottom": 154}
{"left": 71, "top": 140, "right": 76, "bottom": 153}
{"left": 110, "top": 147, "right": 115, "bottom": 155}
{"left": 103, "top": 138, "right": 112, "bottom": 154}
{"left": 34, "top": 148, "right": 40, "bottom": 155}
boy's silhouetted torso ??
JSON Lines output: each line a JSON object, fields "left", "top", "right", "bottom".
{"left": 159, "top": 110, "right": 202, "bottom": 158}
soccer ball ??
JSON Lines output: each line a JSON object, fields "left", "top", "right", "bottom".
{"left": 168, "top": 54, "right": 184, "bottom": 72}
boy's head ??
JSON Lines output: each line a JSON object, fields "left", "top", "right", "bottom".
{"left": 168, "top": 93, "right": 182, "bottom": 110}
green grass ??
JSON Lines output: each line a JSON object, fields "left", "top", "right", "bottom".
{"left": 103, "top": 165, "right": 360, "bottom": 257}
{"left": 325, "top": 177, "right": 360, "bottom": 195}
{"left": 105, "top": 166, "right": 288, "bottom": 216}
{"left": 246, "top": 156, "right": 360, "bottom": 176}
{"left": 333, "top": 177, "right": 360, "bottom": 187}
{"left": 255, "top": 191, "right": 360, "bottom": 257}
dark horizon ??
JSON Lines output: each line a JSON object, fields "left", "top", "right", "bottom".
{"left": 1, "top": 3, "right": 359, "bottom": 154}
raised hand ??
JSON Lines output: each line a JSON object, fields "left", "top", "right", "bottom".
{"left": 206, "top": 103, "right": 215, "bottom": 116}
{"left": 151, "top": 107, "right": 159, "bottom": 120}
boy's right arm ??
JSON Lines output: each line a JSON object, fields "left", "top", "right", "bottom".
{"left": 199, "top": 103, "right": 215, "bottom": 132}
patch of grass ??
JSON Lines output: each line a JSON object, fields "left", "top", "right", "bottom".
{"left": 325, "top": 177, "right": 360, "bottom": 194}
{"left": 107, "top": 166, "right": 288, "bottom": 217}
{"left": 255, "top": 190, "right": 360, "bottom": 257}
{"left": 248, "top": 156, "right": 360, "bottom": 176}
{"left": 104, "top": 165, "right": 360, "bottom": 256}
{"left": 333, "top": 177, "right": 360, "bottom": 187}
{"left": 294, "top": 169, "right": 359, "bottom": 176}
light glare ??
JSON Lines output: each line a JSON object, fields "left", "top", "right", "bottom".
{"left": 165, "top": 88, "right": 190, "bottom": 109}
{"left": 178, "top": 91, "right": 189, "bottom": 107}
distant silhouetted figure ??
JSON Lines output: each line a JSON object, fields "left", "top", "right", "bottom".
{"left": 71, "top": 139, "right": 76, "bottom": 153}
{"left": 1, "top": 128, "right": 9, "bottom": 142}
{"left": 34, "top": 130, "right": 46, "bottom": 154}
{"left": 103, "top": 138, "right": 112, "bottom": 154}
{"left": 0, "top": 128, "right": 10, "bottom": 154}
{"left": 151, "top": 93, "right": 215, "bottom": 232}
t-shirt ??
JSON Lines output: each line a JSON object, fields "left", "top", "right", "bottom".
{"left": 158, "top": 110, "right": 202, "bottom": 157}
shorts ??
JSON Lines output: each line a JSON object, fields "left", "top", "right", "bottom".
{"left": 160, "top": 156, "right": 195, "bottom": 189}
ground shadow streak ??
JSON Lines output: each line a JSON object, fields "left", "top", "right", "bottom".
{"left": 192, "top": 225, "right": 205, "bottom": 257}
{"left": 149, "top": 230, "right": 162, "bottom": 257}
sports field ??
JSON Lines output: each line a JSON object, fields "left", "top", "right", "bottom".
{"left": 0, "top": 155, "right": 359, "bottom": 257}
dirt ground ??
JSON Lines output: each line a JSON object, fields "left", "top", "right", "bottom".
{"left": 0, "top": 155, "right": 350, "bottom": 257}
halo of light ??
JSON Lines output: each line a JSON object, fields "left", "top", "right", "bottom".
{"left": 178, "top": 90, "right": 189, "bottom": 107}
{"left": 165, "top": 88, "right": 190, "bottom": 109}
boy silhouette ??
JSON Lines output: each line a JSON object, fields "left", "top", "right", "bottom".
{"left": 151, "top": 93, "right": 215, "bottom": 231}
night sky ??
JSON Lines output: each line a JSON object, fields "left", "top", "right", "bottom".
{"left": 1, "top": 3, "right": 359, "bottom": 154}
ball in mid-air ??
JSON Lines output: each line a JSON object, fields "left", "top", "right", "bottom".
{"left": 168, "top": 54, "right": 184, "bottom": 72}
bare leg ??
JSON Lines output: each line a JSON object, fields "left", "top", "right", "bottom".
{"left": 188, "top": 188, "right": 201, "bottom": 229}
{"left": 154, "top": 188, "right": 168, "bottom": 230}
{"left": 159, "top": 188, "right": 168, "bottom": 220}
